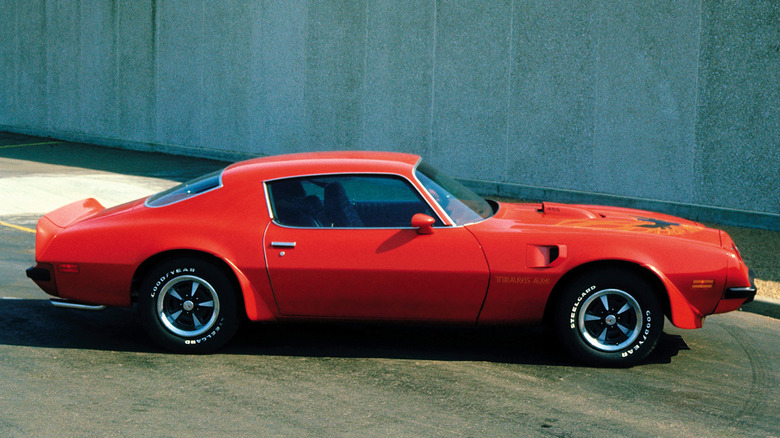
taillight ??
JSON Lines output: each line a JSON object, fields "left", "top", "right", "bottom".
{"left": 57, "top": 263, "right": 80, "bottom": 273}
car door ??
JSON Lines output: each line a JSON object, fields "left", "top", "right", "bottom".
{"left": 263, "top": 174, "right": 490, "bottom": 321}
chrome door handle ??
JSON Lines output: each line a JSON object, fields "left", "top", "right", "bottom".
{"left": 271, "top": 241, "right": 296, "bottom": 248}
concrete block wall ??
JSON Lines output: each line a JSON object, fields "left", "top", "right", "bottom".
{"left": 1, "top": 0, "right": 777, "bottom": 227}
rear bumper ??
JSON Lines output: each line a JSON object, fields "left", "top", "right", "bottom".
{"left": 26, "top": 264, "right": 58, "bottom": 296}
{"left": 26, "top": 266, "right": 51, "bottom": 282}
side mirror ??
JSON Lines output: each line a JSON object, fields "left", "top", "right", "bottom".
{"left": 411, "top": 213, "right": 435, "bottom": 235}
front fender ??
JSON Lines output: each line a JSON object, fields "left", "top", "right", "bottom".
{"left": 642, "top": 264, "right": 703, "bottom": 329}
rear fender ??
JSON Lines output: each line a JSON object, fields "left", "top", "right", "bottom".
{"left": 222, "top": 259, "right": 275, "bottom": 322}
{"left": 133, "top": 250, "right": 276, "bottom": 322}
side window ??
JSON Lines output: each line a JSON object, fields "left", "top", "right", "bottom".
{"left": 267, "top": 175, "right": 441, "bottom": 228}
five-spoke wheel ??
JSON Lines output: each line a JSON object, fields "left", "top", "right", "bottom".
{"left": 554, "top": 269, "right": 663, "bottom": 367}
{"left": 578, "top": 289, "right": 642, "bottom": 352}
{"left": 156, "top": 275, "right": 220, "bottom": 338}
{"left": 139, "top": 257, "right": 239, "bottom": 353}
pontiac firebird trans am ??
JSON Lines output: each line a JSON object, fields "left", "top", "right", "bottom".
{"left": 26, "top": 151, "right": 756, "bottom": 366}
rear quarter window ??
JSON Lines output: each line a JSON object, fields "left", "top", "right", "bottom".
{"left": 145, "top": 170, "right": 223, "bottom": 208}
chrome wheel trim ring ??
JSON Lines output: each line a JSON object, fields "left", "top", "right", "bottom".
{"left": 156, "top": 275, "right": 220, "bottom": 338}
{"left": 578, "top": 288, "right": 642, "bottom": 352}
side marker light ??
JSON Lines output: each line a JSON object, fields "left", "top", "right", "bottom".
{"left": 692, "top": 279, "right": 714, "bottom": 289}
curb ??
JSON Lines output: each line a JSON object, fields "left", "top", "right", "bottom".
{"left": 740, "top": 295, "right": 780, "bottom": 320}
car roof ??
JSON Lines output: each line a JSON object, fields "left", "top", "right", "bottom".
{"left": 225, "top": 151, "right": 423, "bottom": 180}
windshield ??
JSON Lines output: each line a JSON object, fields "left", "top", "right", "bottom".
{"left": 415, "top": 161, "right": 493, "bottom": 225}
{"left": 145, "top": 169, "right": 223, "bottom": 207}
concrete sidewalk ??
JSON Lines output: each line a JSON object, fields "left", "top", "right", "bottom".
{"left": 0, "top": 132, "right": 228, "bottom": 216}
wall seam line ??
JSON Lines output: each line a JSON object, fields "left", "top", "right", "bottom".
{"left": 503, "top": 0, "right": 515, "bottom": 182}
{"left": 428, "top": 0, "right": 438, "bottom": 155}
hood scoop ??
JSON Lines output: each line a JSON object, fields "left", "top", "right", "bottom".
{"left": 538, "top": 202, "right": 602, "bottom": 220}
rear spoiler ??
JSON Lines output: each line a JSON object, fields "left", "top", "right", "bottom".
{"left": 42, "top": 198, "right": 105, "bottom": 228}
{"left": 35, "top": 198, "right": 105, "bottom": 259}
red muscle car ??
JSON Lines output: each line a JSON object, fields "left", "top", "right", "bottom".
{"left": 26, "top": 151, "right": 756, "bottom": 366}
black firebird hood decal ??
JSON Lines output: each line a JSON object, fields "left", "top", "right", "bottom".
{"left": 636, "top": 217, "right": 679, "bottom": 230}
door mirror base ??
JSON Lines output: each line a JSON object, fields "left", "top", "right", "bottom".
{"left": 411, "top": 213, "right": 436, "bottom": 235}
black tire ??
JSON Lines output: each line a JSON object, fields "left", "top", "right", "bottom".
{"left": 138, "top": 257, "right": 239, "bottom": 353}
{"left": 553, "top": 269, "right": 663, "bottom": 367}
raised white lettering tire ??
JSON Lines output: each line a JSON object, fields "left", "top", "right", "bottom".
{"left": 553, "top": 269, "right": 663, "bottom": 367}
{"left": 139, "top": 257, "right": 239, "bottom": 353}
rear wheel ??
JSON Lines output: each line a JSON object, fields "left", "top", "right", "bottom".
{"left": 139, "top": 257, "right": 239, "bottom": 353}
{"left": 554, "top": 269, "right": 663, "bottom": 367}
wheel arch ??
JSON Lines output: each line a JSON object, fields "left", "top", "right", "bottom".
{"left": 131, "top": 249, "right": 246, "bottom": 317}
{"left": 543, "top": 260, "right": 671, "bottom": 326}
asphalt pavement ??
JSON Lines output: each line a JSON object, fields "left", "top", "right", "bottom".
{"left": 1, "top": 132, "right": 778, "bottom": 437}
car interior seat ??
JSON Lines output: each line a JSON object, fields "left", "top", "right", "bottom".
{"left": 324, "top": 182, "right": 363, "bottom": 227}
{"left": 271, "top": 180, "right": 319, "bottom": 227}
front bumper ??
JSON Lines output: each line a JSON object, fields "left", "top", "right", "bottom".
{"left": 726, "top": 269, "right": 757, "bottom": 304}
{"left": 714, "top": 269, "right": 757, "bottom": 314}
{"left": 725, "top": 286, "right": 757, "bottom": 303}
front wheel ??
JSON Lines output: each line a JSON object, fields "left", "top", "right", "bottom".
{"left": 553, "top": 269, "right": 663, "bottom": 367}
{"left": 138, "top": 257, "right": 239, "bottom": 353}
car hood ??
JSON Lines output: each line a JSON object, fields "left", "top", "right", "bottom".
{"left": 489, "top": 201, "right": 722, "bottom": 246}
